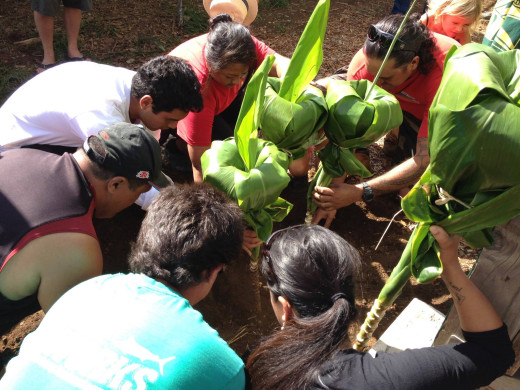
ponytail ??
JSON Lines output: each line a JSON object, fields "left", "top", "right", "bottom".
{"left": 246, "top": 225, "right": 360, "bottom": 389}
{"left": 247, "top": 297, "right": 356, "bottom": 389}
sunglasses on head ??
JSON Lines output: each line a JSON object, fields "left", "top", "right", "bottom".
{"left": 262, "top": 226, "right": 305, "bottom": 285}
{"left": 367, "top": 24, "right": 406, "bottom": 50}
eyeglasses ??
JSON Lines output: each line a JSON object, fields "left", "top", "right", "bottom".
{"left": 367, "top": 24, "right": 406, "bottom": 51}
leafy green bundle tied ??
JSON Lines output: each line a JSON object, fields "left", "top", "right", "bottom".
{"left": 259, "top": 0, "right": 330, "bottom": 161}
{"left": 355, "top": 43, "right": 520, "bottom": 351}
{"left": 400, "top": 43, "right": 520, "bottom": 285}
{"left": 202, "top": 55, "right": 293, "bottom": 261}
{"left": 307, "top": 79, "right": 403, "bottom": 214}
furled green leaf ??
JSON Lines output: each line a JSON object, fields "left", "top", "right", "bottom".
{"left": 319, "top": 79, "right": 403, "bottom": 178}
{"left": 261, "top": 78, "right": 328, "bottom": 160}
{"left": 201, "top": 55, "right": 292, "bottom": 259}
{"left": 399, "top": 43, "right": 520, "bottom": 284}
{"left": 259, "top": 0, "right": 330, "bottom": 161}
{"left": 306, "top": 79, "right": 403, "bottom": 215}
{"left": 278, "top": 0, "right": 330, "bottom": 102}
{"left": 236, "top": 55, "right": 275, "bottom": 170}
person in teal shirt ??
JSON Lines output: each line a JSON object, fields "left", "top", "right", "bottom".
{"left": 0, "top": 183, "right": 246, "bottom": 390}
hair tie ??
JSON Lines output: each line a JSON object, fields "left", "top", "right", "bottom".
{"left": 331, "top": 293, "right": 348, "bottom": 303}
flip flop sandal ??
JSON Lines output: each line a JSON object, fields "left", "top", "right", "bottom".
{"left": 36, "top": 63, "right": 57, "bottom": 73}
{"left": 65, "top": 54, "right": 91, "bottom": 62}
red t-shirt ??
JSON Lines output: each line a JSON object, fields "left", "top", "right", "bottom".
{"left": 346, "top": 32, "right": 459, "bottom": 138}
{"left": 168, "top": 34, "right": 275, "bottom": 146}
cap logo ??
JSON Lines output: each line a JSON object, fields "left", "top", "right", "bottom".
{"left": 99, "top": 131, "right": 111, "bottom": 140}
{"left": 136, "top": 171, "right": 150, "bottom": 179}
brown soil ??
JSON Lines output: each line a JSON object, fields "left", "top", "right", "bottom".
{"left": 0, "top": 0, "right": 493, "bottom": 366}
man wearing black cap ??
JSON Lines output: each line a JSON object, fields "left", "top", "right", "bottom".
{"left": 0, "top": 122, "right": 169, "bottom": 335}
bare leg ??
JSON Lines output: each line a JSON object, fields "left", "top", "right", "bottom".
{"left": 63, "top": 7, "right": 83, "bottom": 58}
{"left": 34, "top": 11, "right": 55, "bottom": 65}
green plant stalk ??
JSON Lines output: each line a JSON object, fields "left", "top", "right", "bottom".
{"left": 353, "top": 230, "right": 414, "bottom": 350}
{"left": 356, "top": 42, "right": 520, "bottom": 349}
{"left": 353, "top": 0, "right": 423, "bottom": 350}
{"left": 305, "top": 164, "right": 333, "bottom": 224}
{"left": 202, "top": 55, "right": 294, "bottom": 265}
{"left": 306, "top": 78, "right": 402, "bottom": 221}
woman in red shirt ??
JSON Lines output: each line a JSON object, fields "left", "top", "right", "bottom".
{"left": 168, "top": 14, "right": 288, "bottom": 182}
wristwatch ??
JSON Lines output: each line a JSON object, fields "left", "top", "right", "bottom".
{"left": 361, "top": 182, "right": 374, "bottom": 203}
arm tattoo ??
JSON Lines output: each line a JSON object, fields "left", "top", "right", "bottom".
{"left": 448, "top": 281, "right": 466, "bottom": 304}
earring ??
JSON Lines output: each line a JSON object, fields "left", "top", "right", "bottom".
{"left": 281, "top": 321, "right": 285, "bottom": 330}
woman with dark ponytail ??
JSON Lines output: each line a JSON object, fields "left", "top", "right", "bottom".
{"left": 312, "top": 14, "right": 461, "bottom": 227}
{"left": 246, "top": 225, "right": 514, "bottom": 389}
{"left": 167, "top": 14, "right": 288, "bottom": 183}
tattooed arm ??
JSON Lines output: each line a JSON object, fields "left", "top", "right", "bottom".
{"left": 312, "top": 137, "right": 430, "bottom": 214}
{"left": 430, "top": 226, "right": 503, "bottom": 332}
{"left": 369, "top": 136, "right": 429, "bottom": 195}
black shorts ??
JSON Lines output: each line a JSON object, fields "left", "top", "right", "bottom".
{"left": 31, "top": 0, "right": 93, "bottom": 17}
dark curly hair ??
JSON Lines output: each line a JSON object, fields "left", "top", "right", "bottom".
{"left": 131, "top": 55, "right": 203, "bottom": 114}
{"left": 205, "top": 14, "right": 257, "bottom": 83}
{"left": 365, "top": 13, "right": 436, "bottom": 75}
{"left": 128, "top": 183, "right": 244, "bottom": 289}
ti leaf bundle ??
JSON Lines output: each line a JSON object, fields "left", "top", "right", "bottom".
{"left": 202, "top": 55, "right": 293, "bottom": 260}
{"left": 259, "top": 0, "right": 329, "bottom": 161}
{"left": 401, "top": 43, "right": 520, "bottom": 283}
{"left": 307, "top": 79, "right": 403, "bottom": 215}
{"left": 355, "top": 43, "right": 520, "bottom": 350}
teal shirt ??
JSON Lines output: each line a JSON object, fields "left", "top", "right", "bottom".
{"left": 0, "top": 274, "right": 245, "bottom": 390}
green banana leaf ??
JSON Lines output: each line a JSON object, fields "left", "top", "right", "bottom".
{"left": 202, "top": 55, "right": 293, "bottom": 251}
{"left": 395, "top": 43, "right": 520, "bottom": 286}
{"left": 261, "top": 78, "right": 328, "bottom": 160}
{"left": 307, "top": 79, "right": 403, "bottom": 212}
{"left": 259, "top": 0, "right": 330, "bottom": 160}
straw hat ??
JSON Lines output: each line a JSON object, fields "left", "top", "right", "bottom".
{"left": 203, "top": 0, "right": 258, "bottom": 26}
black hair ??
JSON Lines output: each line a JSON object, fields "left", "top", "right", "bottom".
{"left": 81, "top": 140, "right": 145, "bottom": 190}
{"left": 131, "top": 56, "right": 203, "bottom": 114}
{"left": 205, "top": 14, "right": 257, "bottom": 85}
{"left": 128, "top": 183, "right": 244, "bottom": 289}
{"left": 246, "top": 225, "right": 361, "bottom": 390}
{"left": 365, "top": 13, "right": 436, "bottom": 74}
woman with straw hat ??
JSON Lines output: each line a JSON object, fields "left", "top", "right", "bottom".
{"left": 167, "top": 13, "right": 288, "bottom": 183}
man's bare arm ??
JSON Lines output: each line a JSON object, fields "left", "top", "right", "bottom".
{"left": 370, "top": 137, "right": 429, "bottom": 195}
{"left": 312, "top": 137, "right": 430, "bottom": 212}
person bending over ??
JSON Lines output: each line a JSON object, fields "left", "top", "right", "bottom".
{"left": 167, "top": 13, "right": 289, "bottom": 183}
{"left": 0, "top": 55, "right": 202, "bottom": 151}
{"left": 0, "top": 123, "right": 168, "bottom": 335}
{"left": 0, "top": 183, "right": 246, "bottom": 389}
{"left": 312, "top": 14, "right": 459, "bottom": 228}
{"left": 246, "top": 224, "right": 514, "bottom": 389}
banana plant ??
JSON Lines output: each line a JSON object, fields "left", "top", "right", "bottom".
{"left": 354, "top": 43, "right": 520, "bottom": 350}
{"left": 202, "top": 55, "right": 293, "bottom": 262}
{"left": 259, "top": 0, "right": 330, "bottom": 161}
{"left": 306, "top": 79, "right": 403, "bottom": 220}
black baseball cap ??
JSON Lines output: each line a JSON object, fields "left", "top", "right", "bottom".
{"left": 83, "top": 122, "right": 171, "bottom": 189}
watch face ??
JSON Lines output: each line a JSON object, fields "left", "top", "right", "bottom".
{"left": 362, "top": 182, "right": 374, "bottom": 203}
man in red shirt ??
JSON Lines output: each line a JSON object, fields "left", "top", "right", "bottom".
{"left": 312, "top": 14, "right": 459, "bottom": 227}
